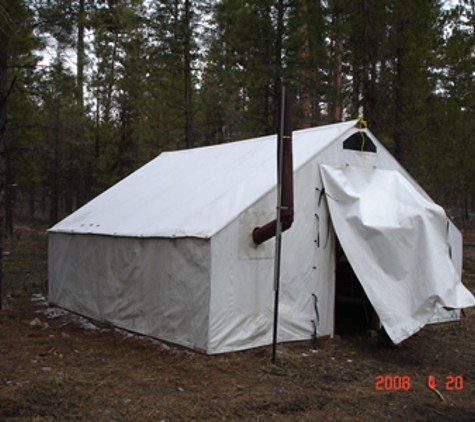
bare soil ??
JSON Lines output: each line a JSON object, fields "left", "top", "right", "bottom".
{"left": 1, "top": 225, "right": 475, "bottom": 421}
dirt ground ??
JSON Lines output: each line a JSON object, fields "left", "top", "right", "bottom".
{"left": 1, "top": 225, "right": 475, "bottom": 421}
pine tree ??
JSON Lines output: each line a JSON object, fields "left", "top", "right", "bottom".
{"left": 35, "top": 0, "right": 95, "bottom": 206}
{"left": 286, "top": 0, "right": 329, "bottom": 127}
{"left": 0, "top": 0, "right": 39, "bottom": 307}
{"left": 146, "top": 0, "right": 210, "bottom": 149}
{"left": 202, "top": 0, "right": 292, "bottom": 140}
{"left": 90, "top": 0, "right": 148, "bottom": 186}
{"left": 426, "top": 1, "right": 475, "bottom": 215}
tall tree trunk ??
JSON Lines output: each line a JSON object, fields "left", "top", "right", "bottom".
{"left": 76, "top": 0, "right": 87, "bottom": 205}
{"left": 362, "top": 0, "right": 371, "bottom": 123}
{"left": 77, "top": 0, "right": 85, "bottom": 112}
{"left": 394, "top": 15, "right": 405, "bottom": 165}
{"left": 104, "top": 34, "right": 118, "bottom": 123}
{"left": 274, "top": 0, "right": 284, "bottom": 132}
{"left": 0, "top": 40, "right": 7, "bottom": 310}
{"left": 5, "top": 138, "right": 13, "bottom": 235}
{"left": 331, "top": 7, "right": 343, "bottom": 123}
{"left": 50, "top": 103, "right": 60, "bottom": 225}
{"left": 296, "top": 2, "right": 311, "bottom": 129}
{"left": 184, "top": 0, "right": 194, "bottom": 148}
{"left": 352, "top": 66, "right": 361, "bottom": 116}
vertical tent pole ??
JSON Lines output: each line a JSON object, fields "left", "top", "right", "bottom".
{"left": 271, "top": 88, "right": 286, "bottom": 365}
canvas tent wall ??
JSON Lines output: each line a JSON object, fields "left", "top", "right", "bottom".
{"left": 48, "top": 120, "right": 475, "bottom": 354}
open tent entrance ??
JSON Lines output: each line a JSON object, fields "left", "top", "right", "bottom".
{"left": 334, "top": 238, "right": 379, "bottom": 336}
{"left": 321, "top": 164, "right": 475, "bottom": 345}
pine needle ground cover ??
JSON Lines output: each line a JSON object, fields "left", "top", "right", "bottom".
{"left": 0, "top": 226, "right": 474, "bottom": 421}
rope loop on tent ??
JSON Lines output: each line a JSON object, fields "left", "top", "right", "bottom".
{"left": 357, "top": 114, "right": 371, "bottom": 169}
{"left": 357, "top": 114, "right": 368, "bottom": 152}
{"left": 357, "top": 114, "right": 367, "bottom": 129}
{"left": 311, "top": 293, "right": 319, "bottom": 350}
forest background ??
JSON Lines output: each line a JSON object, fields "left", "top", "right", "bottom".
{"left": 1, "top": 0, "right": 475, "bottom": 233}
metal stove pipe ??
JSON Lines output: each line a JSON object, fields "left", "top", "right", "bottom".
{"left": 252, "top": 92, "right": 293, "bottom": 245}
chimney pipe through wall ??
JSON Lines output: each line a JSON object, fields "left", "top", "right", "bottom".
{"left": 252, "top": 90, "right": 294, "bottom": 245}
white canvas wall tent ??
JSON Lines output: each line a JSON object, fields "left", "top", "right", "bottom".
{"left": 48, "top": 120, "right": 475, "bottom": 354}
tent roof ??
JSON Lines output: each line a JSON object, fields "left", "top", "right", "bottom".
{"left": 49, "top": 120, "right": 357, "bottom": 238}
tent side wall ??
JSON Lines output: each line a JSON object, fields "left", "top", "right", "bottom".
{"left": 427, "top": 220, "right": 463, "bottom": 324}
{"left": 278, "top": 154, "right": 337, "bottom": 343}
{"left": 48, "top": 233, "right": 212, "bottom": 352}
{"left": 207, "top": 147, "right": 337, "bottom": 355}
{"left": 447, "top": 220, "right": 463, "bottom": 278}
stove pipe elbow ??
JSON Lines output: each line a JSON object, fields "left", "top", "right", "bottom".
{"left": 252, "top": 92, "right": 293, "bottom": 245}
